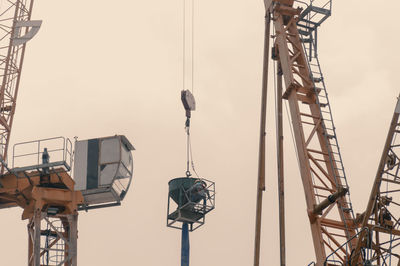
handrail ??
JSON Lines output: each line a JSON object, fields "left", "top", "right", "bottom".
{"left": 12, "top": 136, "right": 72, "bottom": 171}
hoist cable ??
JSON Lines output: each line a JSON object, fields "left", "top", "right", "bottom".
{"left": 182, "top": 0, "right": 195, "bottom": 93}
{"left": 182, "top": 0, "right": 186, "bottom": 91}
{"left": 185, "top": 124, "right": 200, "bottom": 178}
{"left": 182, "top": 0, "right": 199, "bottom": 178}
{"left": 191, "top": 0, "right": 195, "bottom": 94}
{"left": 189, "top": 132, "right": 200, "bottom": 178}
{"left": 186, "top": 128, "right": 191, "bottom": 176}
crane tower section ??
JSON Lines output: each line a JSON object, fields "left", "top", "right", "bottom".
{"left": 268, "top": 0, "right": 358, "bottom": 264}
{"left": 349, "top": 98, "right": 400, "bottom": 265}
{"left": 0, "top": 0, "right": 41, "bottom": 166}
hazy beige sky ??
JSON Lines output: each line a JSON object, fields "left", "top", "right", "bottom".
{"left": 0, "top": 0, "right": 399, "bottom": 265}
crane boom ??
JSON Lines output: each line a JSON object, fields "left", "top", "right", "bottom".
{"left": 0, "top": 0, "right": 40, "bottom": 168}
{"left": 263, "top": 1, "right": 359, "bottom": 264}
{"left": 350, "top": 97, "right": 400, "bottom": 265}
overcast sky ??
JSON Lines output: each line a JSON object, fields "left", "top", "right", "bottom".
{"left": 0, "top": 0, "right": 399, "bottom": 265}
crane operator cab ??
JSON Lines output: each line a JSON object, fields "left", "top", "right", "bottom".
{"left": 73, "top": 135, "right": 135, "bottom": 210}
{"left": 8, "top": 135, "right": 134, "bottom": 211}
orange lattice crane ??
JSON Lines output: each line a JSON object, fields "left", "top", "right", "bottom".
{"left": 0, "top": 0, "right": 41, "bottom": 168}
{"left": 254, "top": 0, "right": 361, "bottom": 265}
{"left": 0, "top": 2, "right": 136, "bottom": 266}
{"left": 255, "top": 1, "right": 400, "bottom": 265}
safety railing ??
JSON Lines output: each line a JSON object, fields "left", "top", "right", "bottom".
{"left": 12, "top": 136, "right": 73, "bottom": 172}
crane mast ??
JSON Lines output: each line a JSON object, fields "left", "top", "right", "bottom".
{"left": 262, "top": 0, "right": 360, "bottom": 264}
{"left": 0, "top": 0, "right": 40, "bottom": 167}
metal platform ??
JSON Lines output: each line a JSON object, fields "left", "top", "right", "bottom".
{"left": 167, "top": 177, "right": 215, "bottom": 231}
{"left": 11, "top": 136, "right": 72, "bottom": 173}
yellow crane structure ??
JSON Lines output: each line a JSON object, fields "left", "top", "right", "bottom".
{"left": 255, "top": 0, "right": 358, "bottom": 264}
{"left": 254, "top": 0, "right": 400, "bottom": 265}
{"left": 0, "top": 2, "right": 135, "bottom": 266}
{"left": 350, "top": 98, "right": 400, "bottom": 265}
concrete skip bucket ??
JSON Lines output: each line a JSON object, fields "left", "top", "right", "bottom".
{"left": 167, "top": 177, "right": 215, "bottom": 231}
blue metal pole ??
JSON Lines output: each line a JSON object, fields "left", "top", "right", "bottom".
{"left": 181, "top": 222, "right": 190, "bottom": 266}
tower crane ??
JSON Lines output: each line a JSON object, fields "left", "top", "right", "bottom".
{"left": 0, "top": 1, "right": 135, "bottom": 266}
{"left": 255, "top": 0, "right": 360, "bottom": 265}
{"left": 255, "top": 0, "right": 400, "bottom": 265}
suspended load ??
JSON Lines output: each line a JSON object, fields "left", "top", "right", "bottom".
{"left": 73, "top": 135, "right": 134, "bottom": 209}
{"left": 167, "top": 2, "right": 215, "bottom": 264}
{"left": 167, "top": 176, "right": 215, "bottom": 230}
{"left": 166, "top": 89, "right": 216, "bottom": 234}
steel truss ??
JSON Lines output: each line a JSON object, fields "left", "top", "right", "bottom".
{"left": 351, "top": 98, "right": 400, "bottom": 265}
{"left": 0, "top": 0, "right": 40, "bottom": 166}
{"left": 269, "top": 1, "right": 358, "bottom": 264}
{"left": 28, "top": 211, "right": 78, "bottom": 266}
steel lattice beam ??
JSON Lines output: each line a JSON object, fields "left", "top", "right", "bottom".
{"left": 0, "top": 0, "right": 40, "bottom": 169}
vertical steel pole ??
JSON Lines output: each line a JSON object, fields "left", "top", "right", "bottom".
{"left": 181, "top": 222, "right": 190, "bottom": 266}
{"left": 253, "top": 11, "right": 271, "bottom": 266}
{"left": 30, "top": 211, "right": 41, "bottom": 266}
{"left": 276, "top": 63, "right": 285, "bottom": 266}
{"left": 28, "top": 218, "right": 33, "bottom": 265}
{"left": 70, "top": 214, "right": 78, "bottom": 266}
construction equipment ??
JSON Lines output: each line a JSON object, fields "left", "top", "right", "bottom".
{"left": 0, "top": 135, "right": 135, "bottom": 265}
{"left": 167, "top": 2, "right": 216, "bottom": 264}
{"left": 0, "top": 1, "right": 135, "bottom": 265}
{"left": 167, "top": 90, "right": 216, "bottom": 266}
{"left": 0, "top": 0, "right": 41, "bottom": 171}
{"left": 255, "top": 0, "right": 360, "bottom": 265}
{"left": 349, "top": 97, "right": 400, "bottom": 265}
{"left": 256, "top": 0, "right": 400, "bottom": 265}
